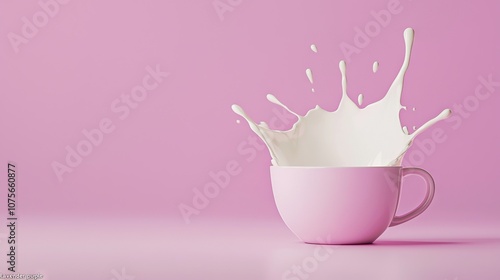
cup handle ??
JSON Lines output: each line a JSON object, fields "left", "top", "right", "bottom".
{"left": 389, "top": 167, "right": 435, "bottom": 227}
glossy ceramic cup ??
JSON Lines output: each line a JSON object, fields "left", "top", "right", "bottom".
{"left": 270, "top": 166, "right": 435, "bottom": 244}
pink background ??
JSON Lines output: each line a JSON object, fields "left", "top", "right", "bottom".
{"left": 0, "top": 0, "right": 499, "bottom": 279}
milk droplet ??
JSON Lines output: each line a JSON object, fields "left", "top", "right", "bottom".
{"left": 412, "top": 126, "right": 417, "bottom": 130}
{"left": 373, "top": 61, "right": 379, "bottom": 73}
{"left": 310, "top": 44, "right": 318, "bottom": 53}
{"left": 412, "top": 107, "right": 416, "bottom": 111}
{"left": 311, "top": 88, "right": 315, "bottom": 93}
{"left": 402, "top": 126, "right": 409, "bottom": 135}
{"left": 306, "top": 68, "right": 314, "bottom": 84}
{"left": 357, "top": 94, "right": 364, "bottom": 106}
{"left": 236, "top": 119, "right": 241, "bottom": 124}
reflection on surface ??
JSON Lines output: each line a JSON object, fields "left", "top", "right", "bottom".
{"left": 17, "top": 218, "right": 500, "bottom": 280}
{"left": 266, "top": 234, "right": 500, "bottom": 280}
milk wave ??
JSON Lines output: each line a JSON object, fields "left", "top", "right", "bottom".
{"left": 232, "top": 28, "right": 451, "bottom": 167}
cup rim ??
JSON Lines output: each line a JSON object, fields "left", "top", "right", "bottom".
{"left": 270, "top": 166, "right": 402, "bottom": 169}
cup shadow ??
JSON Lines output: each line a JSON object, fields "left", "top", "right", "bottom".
{"left": 374, "top": 237, "right": 500, "bottom": 246}
{"left": 372, "top": 240, "right": 464, "bottom": 246}
{"left": 297, "top": 240, "right": 465, "bottom": 246}
{"left": 295, "top": 238, "right": 500, "bottom": 246}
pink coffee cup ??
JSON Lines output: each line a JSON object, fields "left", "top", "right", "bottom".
{"left": 270, "top": 166, "right": 435, "bottom": 244}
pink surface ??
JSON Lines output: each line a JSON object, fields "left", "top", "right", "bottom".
{"left": 0, "top": 0, "right": 499, "bottom": 277}
{"left": 14, "top": 218, "right": 500, "bottom": 279}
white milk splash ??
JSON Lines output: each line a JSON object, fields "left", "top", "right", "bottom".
{"left": 232, "top": 28, "right": 451, "bottom": 167}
